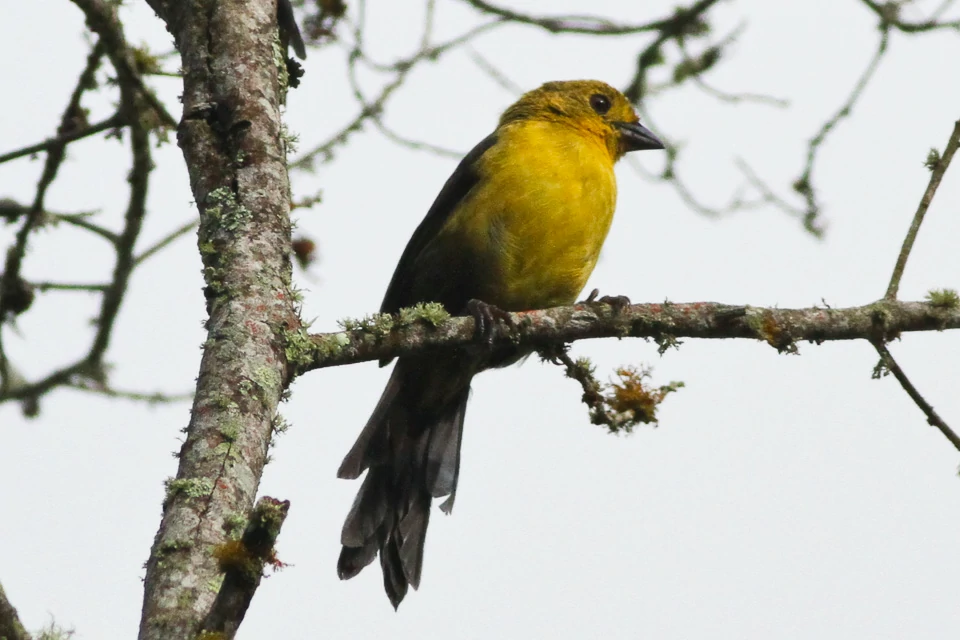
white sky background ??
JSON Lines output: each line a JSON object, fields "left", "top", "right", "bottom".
{"left": 2, "top": 0, "right": 960, "bottom": 637}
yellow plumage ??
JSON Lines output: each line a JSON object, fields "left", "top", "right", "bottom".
{"left": 443, "top": 119, "right": 618, "bottom": 309}
{"left": 336, "top": 80, "right": 663, "bottom": 608}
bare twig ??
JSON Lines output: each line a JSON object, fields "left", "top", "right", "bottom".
{"left": 66, "top": 382, "right": 193, "bottom": 403}
{"left": 931, "top": 0, "right": 959, "bottom": 20}
{"left": 32, "top": 281, "right": 109, "bottom": 293}
{"left": 0, "top": 204, "right": 119, "bottom": 244}
{"left": 0, "top": 112, "right": 124, "bottom": 165}
{"left": 372, "top": 120, "right": 462, "bottom": 158}
{"left": 627, "top": 106, "right": 768, "bottom": 218}
{"left": 52, "top": 212, "right": 119, "bottom": 244}
{"left": 858, "top": 0, "right": 960, "bottom": 32}
{"left": 292, "top": 19, "right": 502, "bottom": 170}
{"left": 735, "top": 158, "right": 807, "bottom": 218}
{"left": 690, "top": 76, "right": 789, "bottom": 107}
{"left": 0, "top": 361, "right": 89, "bottom": 404}
{"left": 873, "top": 341, "right": 960, "bottom": 451}
{"left": 0, "top": 39, "right": 110, "bottom": 401}
{"left": 793, "top": 27, "right": 890, "bottom": 236}
{"left": 1, "top": 40, "right": 107, "bottom": 317}
{"left": 885, "top": 120, "right": 960, "bottom": 299}
{"left": 0, "top": 0, "right": 168, "bottom": 411}
{"left": 73, "top": 0, "right": 156, "bottom": 365}
{"left": 674, "top": 25, "right": 790, "bottom": 108}
{"left": 134, "top": 220, "right": 197, "bottom": 266}
{"left": 465, "top": 46, "right": 523, "bottom": 95}
{"left": 460, "top": 0, "right": 721, "bottom": 36}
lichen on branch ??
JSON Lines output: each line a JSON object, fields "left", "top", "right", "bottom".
{"left": 296, "top": 298, "right": 960, "bottom": 373}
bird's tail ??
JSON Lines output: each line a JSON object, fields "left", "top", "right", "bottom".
{"left": 336, "top": 356, "right": 471, "bottom": 608}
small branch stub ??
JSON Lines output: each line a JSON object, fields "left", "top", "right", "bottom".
{"left": 201, "top": 497, "right": 291, "bottom": 639}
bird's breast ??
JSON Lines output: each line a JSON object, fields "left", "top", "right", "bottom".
{"left": 451, "top": 122, "right": 618, "bottom": 310}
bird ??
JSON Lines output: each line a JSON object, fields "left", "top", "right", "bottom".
{"left": 336, "top": 80, "right": 664, "bottom": 608}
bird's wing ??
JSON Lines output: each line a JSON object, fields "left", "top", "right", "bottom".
{"left": 380, "top": 133, "right": 499, "bottom": 315}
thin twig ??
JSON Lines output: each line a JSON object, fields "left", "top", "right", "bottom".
{"left": 885, "top": 120, "right": 960, "bottom": 299}
{"left": 0, "top": 204, "right": 119, "bottom": 244}
{"left": 67, "top": 382, "right": 193, "bottom": 403}
{"left": 0, "top": 360, "right": 88, "bottom": 403}
{"left": 858, "top": 0, "right": 960, "bottom": 32}
{"left": 465, "top": 46, "right": 523, "bottom": 95}
{"left": 459, "top": 0, "right": 722, "bottom": 35}
{"left": 73, "top": 0, "right": 156, "bottom": 365}
{"left": 735, "top": 158, "right": 807, "bottom": 217}
{"left": 1, "top": 41, "right": 108, "bottom": 312}
{"left": 134, "top": 221, "right": 198, "bottom": 266}
{"left": 372, "top": 120, "right": 462, "bottom": 158}
{"left": 627, "top": 106, "right": 767, "bottom": 218}
{"left": 0, "top": 39, "right": 108, "bottom": 391}
{"left": 32, "top": 281, "right": 110, "bottom": 293}
{"left": 690, "top": 76, "right": 790, "bottom": 107}
{"left": 931, "top": 0, "right": 958, "bottom": 20}
{"left": 291, "top": 20, "right": 501, "bottom": 170}
{"left": 793, "top": 27, "right": 890, "bottom": 236}
{"left": 675, "top": 26, "right": 790, "bottom": 108}
{"left": 53, "top": 212, "right": 119, "bottom": 244}
{"left": 0, "top": 113, "right": 125, "bottom": 165}
{"left": 873, "top": 341, "right": 960, "bottom": 452}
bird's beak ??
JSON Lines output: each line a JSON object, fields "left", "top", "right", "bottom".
{"left": 614, "top": 121, "right": 665, "bottom": 152}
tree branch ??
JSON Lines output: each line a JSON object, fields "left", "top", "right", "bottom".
{"left": 0, "top": 40, "right": 107, "bottom": 319}
{"left": 295, "top": 299, "right": 960, "bottom": 373}
{"left": 872, "top": 341, "right": 960, "bottom": 451}
{"left": 886, "top": 120, "right": 960, "bottom": 299}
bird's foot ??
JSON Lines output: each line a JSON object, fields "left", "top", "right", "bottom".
{"left": 580, "top": 288, "right": 631, "bottom": 314}
{"left": 466, "top": 299, "right": 516, "bottom": 345}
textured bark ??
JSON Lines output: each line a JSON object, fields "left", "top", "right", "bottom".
{"left": 138, "top": 1, "right": 299, "bottom": 639}
{"left": 300, "top": 299, "right": 960, "bottom": 371}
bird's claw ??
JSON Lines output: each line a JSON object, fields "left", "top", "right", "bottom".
{"left": 466, "top": 299, "right": 515, "bottom": 345}
{"left": 598, "top": 295, "right": 631, "bottom": 314}
{"left": 580, "top": 289, "right": 631, "bottom": 315}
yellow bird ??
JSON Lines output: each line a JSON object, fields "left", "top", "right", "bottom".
{"left": 337, "top": 80, "right": 664, "bottom": 607}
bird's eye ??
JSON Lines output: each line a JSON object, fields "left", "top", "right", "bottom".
{"left": 589, "top": 93, "right": 612, "bottom": 115}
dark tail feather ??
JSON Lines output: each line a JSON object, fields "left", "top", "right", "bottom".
{"left": 425, "top": 395, "right": 467, "bottom": 513}
{"left": 337, "top": 358, "right": 470, "bottom": 608}
{"left": 337, "top": 369, "right": 405, "bottom": 480}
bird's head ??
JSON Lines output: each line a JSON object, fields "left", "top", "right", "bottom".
{"left": 499, "top": 79, "right": 664, "bottom": 161}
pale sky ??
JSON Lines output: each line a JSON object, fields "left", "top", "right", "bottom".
{"left": 2, "top": 1, "right": 960, "bottom": 638}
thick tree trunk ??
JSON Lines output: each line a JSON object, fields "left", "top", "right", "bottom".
{"left": 137, "top": 1, "right": 300, "bottom": 638}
